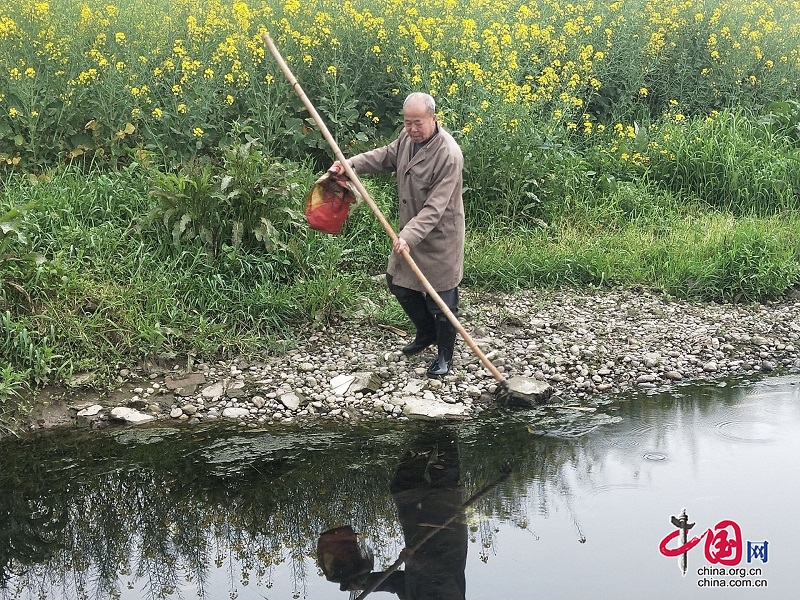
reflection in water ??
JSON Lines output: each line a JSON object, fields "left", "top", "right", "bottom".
{"left": 379, "top": 429, "right": 467, "bottom": 600}
{"left": 1, "top": 375, "right": 799, "bottom": 599}
{"left": 319, "top": 427, "right": 472, "bottom": 600}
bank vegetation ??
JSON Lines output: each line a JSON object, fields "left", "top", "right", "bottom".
{"left": 1, "top": 0, "right": 800, "bottom": 432}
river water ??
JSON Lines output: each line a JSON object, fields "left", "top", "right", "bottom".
{"left": 1, "top": 374, "right": 798, "bottom": 600}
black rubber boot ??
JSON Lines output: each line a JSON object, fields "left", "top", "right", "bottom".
{"left": 427, "top": 315, "right": 457, "bottom": 377}
{"left": 397, "top": 295, "right": 437, "bottom": 356}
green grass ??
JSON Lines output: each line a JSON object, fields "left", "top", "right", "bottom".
{"left": 3, "top": 163, "right": 800, "bottom": 390}
{"left": 3, "top": 156, "right": 800, "bottom": 433}
{"left": 466, "top": 209, "right": 800, "bottom": 300}
{"left": 4, "top": 0, "right": 800, "bottom": 439}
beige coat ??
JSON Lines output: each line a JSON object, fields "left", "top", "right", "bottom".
{"left": 351, "top": 126, "right": 465, "bottom": 292}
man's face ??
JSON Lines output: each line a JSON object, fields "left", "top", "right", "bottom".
{"left": 403, "top": 101, "right": 437, "bottom": 143}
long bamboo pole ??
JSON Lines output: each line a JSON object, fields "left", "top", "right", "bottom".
{"left": 262, "top": 33, "right": 509, "bottom": 388}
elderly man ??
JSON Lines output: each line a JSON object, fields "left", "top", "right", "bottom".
{"left": 331, "top": 92, "right": 465, "bottom": 376}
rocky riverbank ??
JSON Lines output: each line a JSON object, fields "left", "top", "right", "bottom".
{"left": 26, "top": 286, "right": 800, "bottom": 432}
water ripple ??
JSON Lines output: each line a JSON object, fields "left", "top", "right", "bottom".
{"left": 714, "top": 420, "right": 777, "bottom": 443}
{"left": 642, "top": 451, "right": 668, "bottom": 461}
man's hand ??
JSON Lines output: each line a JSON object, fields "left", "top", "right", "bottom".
{"left": 328, "top": 160, "right": 351, "bottom": 175}
{"left": 393, "top": 237, "right": 409, "bottom": 255}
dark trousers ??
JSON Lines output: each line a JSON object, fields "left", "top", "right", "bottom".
{"left": 386, "top": 274, "right": 459, "bottom": 317}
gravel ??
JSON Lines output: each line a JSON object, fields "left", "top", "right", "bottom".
{"left": 71, "top": 286, "right": 800, "bottom": 429}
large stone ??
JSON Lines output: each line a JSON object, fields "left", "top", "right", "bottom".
{"left": 347, "top": 371, "right": 383, "bottom": 394}
{"left": 109, "top": 407, "right": 155, "bottom": 424}
{"left": 164, "top": 372, "right": 207, "bottom": 397}
{"left": 76, "top": 404, "right": 105, "bottom": 428}
{"left": 280, "top": 393, "right": 302, "bottom": 411}
{"left": 402, "top": 397, "right": 467, "bottom": 418}
{"left": 76, "top": 405, "right": 103, "bottom": 417}
{"left": 501, "top": 376, "right": 553, "bottom": 407}
{"left": 201, "top": 381, "right": 226, "bottom": 398}
{"left": 226, "top": 381, "right": 247, "bottom": 398}
{"left": 403, "top": 379, "right": 426, "bottom": 394}
{"left": 222, "top": 407, "right": 250, "bottom": 419}
{"left": 330, "top": 374, "right": 355, "bottom": 396}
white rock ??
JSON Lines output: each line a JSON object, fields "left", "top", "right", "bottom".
{"left": 222, "top": 407, "right": 250, "bottom": 419}
{"left": 280, "top": 393, "right": 301, "bottom": 411}
{"left": 201, "top": 382, "right": 225, "bottom": 398}
{"left": 402, "top": 398, "right": 467, "bottom": 418}
{"left": 403, "top": 379, "right": 426, "bottom": 394}
{"left": 76, "top": 405, "right": 103, "bottom": 417}
{"left": 109, "top": 407, "right": 154, "bottom": 424}
{"left": 330, "top": 374, "right": 355, "bottom": 396}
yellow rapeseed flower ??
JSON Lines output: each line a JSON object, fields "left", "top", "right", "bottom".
{"left": 152, "top": 107, "right": 163, "bottom": 119}
{"left": 193, "top": 127, "right": 204, "bottom": 137}
{"left": 226, "top": 94, "right": 234, "bottom": 105}
{"left": 115, "top": 32, "right": 125, "bottom": 44}
{"left": 177, "top": 103, "right": 187, "bottom": 114}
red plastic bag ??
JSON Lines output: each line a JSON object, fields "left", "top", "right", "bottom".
{"left": 305, "top": 172, "right": 359, "bottom": 234}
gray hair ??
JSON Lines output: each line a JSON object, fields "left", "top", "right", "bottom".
{"left": 403, "top": 92, "right": 436, "bottom": 115}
